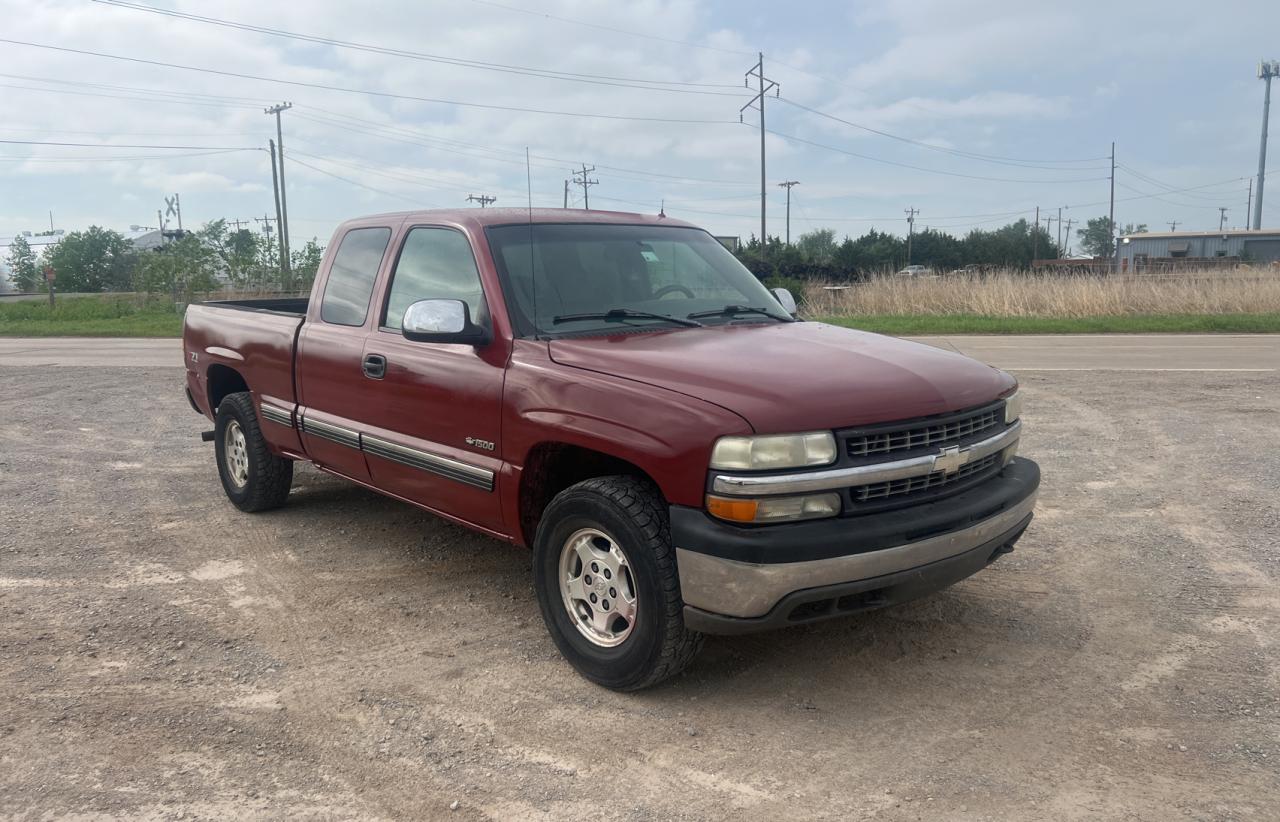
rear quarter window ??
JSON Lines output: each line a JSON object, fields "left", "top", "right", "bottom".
{"left": 320, "top": 227, "right": 392, "bottom": 326}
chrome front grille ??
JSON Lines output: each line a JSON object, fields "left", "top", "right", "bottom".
{"left": 850, "top": 452, "right": 1002, "bottom": 503}
{"left": 842, "top": 402, "right": 1003, "bottom": 460}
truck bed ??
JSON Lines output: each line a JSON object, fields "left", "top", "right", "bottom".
{"left": 201, "top": 296, "right": 309, "bottom": 316}
{"left": 183, "top": 300, "right": 307, "bottom": 444}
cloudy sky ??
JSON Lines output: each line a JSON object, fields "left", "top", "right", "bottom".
{"left": 2, "top": 0, "right": 1278, "bottom": 258}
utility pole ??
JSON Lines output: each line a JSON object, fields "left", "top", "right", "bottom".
{"left": 466, "top": 194, "right": 497, "bottom": 207}
{"left": 265, "top": 103, "right": 293, "bottom": 284}
{"left": 1167, "top": 220, "right": 1180, "bottom": 232}
{"left": 572, "top": 164, "right": 597, "bottom": 210}
{"left": 229, "top": 218, "right": 250, "bottom": 231}
{"left": 563, "top": 179, "right": 569, "bottom": 208}
{"left": 1045, "top": 213, "right": 1059, "bottom": 257}
{"left": 1108, "top": 141, "right": 1117, "bottom": 272}
{"left": 740, "top": 52, "right": 778, "bottom": 255}
{"left": 268, "top": 139, "right": 285, "bottom": 278}
{"left": 255, "top": 215, "right": 276, "bottom": 240}
{"left": 1219, "top": 207, "right": 1229, "bottom": 231}
{"left": 1063, "top": 217, "right": 1075, "bottom": 256}
{"left": 1033, "top": 205, "right": 1040, "bottom": 262}
{"left": 1246, "top": 178, "right": 1253, "bottom": 222}
{"left": 904, "top": 207, "right": 918, "bottom": 265}
{"left": 777, "top": 180, "right": 799, "bottom": 244}
{"left": 1056, "top": 206, "right": 1063, "bottom": 252}
{"left": 1254, "top": 61, "right": 1277, "bottom": 229}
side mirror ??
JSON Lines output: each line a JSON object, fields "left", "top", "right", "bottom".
{"left": 402, "top": 299, "right": 488, "bottom": 345}
{"left": 770, "top": 287, "right": 798, "bottom": 316}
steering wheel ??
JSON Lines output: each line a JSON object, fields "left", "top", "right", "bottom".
{"left": 653, "top": 284, "right": 695, "bottom": 300}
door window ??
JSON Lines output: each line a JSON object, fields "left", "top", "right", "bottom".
{"left": 383, "top": 227, "right": 487, "bottom": 331}
{"left": 320, "top": 227, "right": 392, "bottom": 326}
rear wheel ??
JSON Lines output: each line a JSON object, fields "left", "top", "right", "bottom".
{"left": 533, "top": 476, "right": 703, "bottom": 690}
{"left": 214, "top": 391, "right": 293, "bottom": 512}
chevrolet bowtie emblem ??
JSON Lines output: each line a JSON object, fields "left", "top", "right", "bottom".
{"left": 934, "top": 445, "right": 969, "bottom": 474}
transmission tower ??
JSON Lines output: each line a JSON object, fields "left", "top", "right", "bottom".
{"left": 740, "top": 53, "right": 778, "bottom": 254}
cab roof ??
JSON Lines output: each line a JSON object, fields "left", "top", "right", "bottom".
{"left": 335, "top": 207, "right": 701, "bottom": 233}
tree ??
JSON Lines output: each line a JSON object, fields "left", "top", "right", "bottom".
{"left": 1074, "top": 217, "right": 1145, "bottom": 258}
{"left": 39, "top": 227, "right": 137, "bottom": 292}
{"left": 199, "top": 219, "right": 264, "bottom": 288}
{"left": 133, "top": 233, "right": 219, "bottom": 297}
{"left": 290, "top": 239, "right": 324, "bottom": 290}
{"left": 795, "top": 228, "right": 837, "bottom": 264}
{"left": 5, "top": 234, "right": 39, "bottom": 291}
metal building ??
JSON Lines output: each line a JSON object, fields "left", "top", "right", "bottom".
{"left": 1118, "top": 228, "right": 1280, "bottom": 266}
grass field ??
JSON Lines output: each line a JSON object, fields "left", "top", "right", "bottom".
{"left": 805, "top": 269, "right": 1280, "bottom": 317}
{"left": 804, "top": 269, "right": 1280, "bottom": 334}
{"left": 819, "top": 313, "right": 1280, "bottom": 335}
{"left": 0, "top": 296, "right": 183, "bottom": 337}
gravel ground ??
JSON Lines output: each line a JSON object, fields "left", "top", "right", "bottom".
{"left": 1, "top": 365, "right": 1277, "bottom": 820}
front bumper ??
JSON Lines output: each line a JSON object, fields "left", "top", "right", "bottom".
{"left": 672, "top": 457, "right": 1039, "bottom": 633}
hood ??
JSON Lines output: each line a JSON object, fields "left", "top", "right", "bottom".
{"left": 548, "top": 322, "right": 1014, "bottom": 433}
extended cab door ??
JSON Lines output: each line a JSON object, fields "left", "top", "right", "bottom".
{"left": 296, "top": 224, "right": 394, "bottom": 483}
{"left": 357, "top": 226, "right": 507, "bottom": 534}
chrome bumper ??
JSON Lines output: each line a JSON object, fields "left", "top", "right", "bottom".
{"left": 676, "top": 489, "right": 1037, "bottom": 620}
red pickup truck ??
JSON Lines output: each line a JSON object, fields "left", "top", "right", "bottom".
{"left": 183, "top": 208, "right": 1039, "bottom": 690}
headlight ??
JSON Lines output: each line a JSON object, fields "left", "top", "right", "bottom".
{"left": 706, "top": 492, "right": 841, "bottom": 523}
{"left": 710, "top": 432, "right": 837, "bottom": 471}
{"left": 1004, "top": 390, "right": 1023, "bottom": 424}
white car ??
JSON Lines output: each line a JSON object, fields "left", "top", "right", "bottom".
{"left": 895, "top": 265, "right": 929, "bottom": 277}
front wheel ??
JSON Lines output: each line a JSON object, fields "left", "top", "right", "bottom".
{"left": 214, "top": 391, "right": 293, "bottom": 512}
{"left": 532, "top": 476, "right": 704, "bottom": 690}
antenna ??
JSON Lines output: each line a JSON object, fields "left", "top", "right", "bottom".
{"left": 526, "top": 146, "right": 539, "bottom": 339}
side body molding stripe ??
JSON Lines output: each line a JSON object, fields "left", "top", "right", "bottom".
{"left": 362, "top": 434, "right": 496, "bottom": 492}
{"left": 288, "top": 407, "right": 495, "bottom": 493}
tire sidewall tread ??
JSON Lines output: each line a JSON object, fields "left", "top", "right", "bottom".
{"left": 214, "top": 392, "right": 293, "bottom": 513}
{"left": 533, "top": 475, "right": 703, "bottom": 691}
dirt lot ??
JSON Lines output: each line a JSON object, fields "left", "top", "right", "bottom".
{"left": 2, "top": 362, "right": 1278, "bottom": 820}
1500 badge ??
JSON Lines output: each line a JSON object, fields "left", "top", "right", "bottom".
{"left": 465, "top": 437, "right": 495, "bottom": 451}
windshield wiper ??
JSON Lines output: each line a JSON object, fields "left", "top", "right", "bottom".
{"left": 686, "top": 304, "right": 793, "bottom": 322}
{"left": 551, "top": 308, "right": 704, "bottom": 328}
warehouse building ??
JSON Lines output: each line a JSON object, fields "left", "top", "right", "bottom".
{"left": 1118, "top": 228, "right": 1280, "bottom": 267}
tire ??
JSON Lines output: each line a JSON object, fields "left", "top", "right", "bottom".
{"left": 532, "top": 475, "right": 704, "bottom": 690}
{"left": 214, "top": 391, "right": 293, "bottom": 513}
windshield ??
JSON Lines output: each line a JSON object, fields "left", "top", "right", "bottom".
{"left": 485, "top": 223, "right": 787, "bottom": 337}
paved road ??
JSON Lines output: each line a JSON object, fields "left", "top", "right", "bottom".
{"left": 2, "top": 334, "right": 1277, "bottom": 370}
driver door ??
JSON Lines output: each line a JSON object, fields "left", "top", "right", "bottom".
{"left": 356, "top": 226, "right": 506, "bottom": 534}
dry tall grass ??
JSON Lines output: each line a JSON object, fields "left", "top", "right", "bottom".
{"left": 805, "top": 269, "right": 1280, "bottom": 318}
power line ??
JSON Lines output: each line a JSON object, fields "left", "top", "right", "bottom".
{"left": 756, "top": 125, "right": 1110, "bottom": 184}
{"left": 0, "top": 39, "right": 739, "bottom": 125}
{"left": 93, "top": 0, "right": 749, "bottom": 96}
{"left": 292, "top": 107, "right": 756, "bottom": 188}
{"left": 775, "top": 97, "right": 1111, "bottom": 169}
{"left": 0, "top": 138, "right": 259, "bottom": 151}
{"left": 466, "top": 0, "right": 756, "bottom": 57}
{"left": 0, "top": 149, "right": 253, "bottom": 163}
{"left": 287, "top": 156, "right": 437, "bottom": 207}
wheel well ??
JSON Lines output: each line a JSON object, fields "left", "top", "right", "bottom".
{"left": 206, "top": 364, "right": 249, "bottom": 414}
{"left": 518, "top": 443, "right": 659, "bottom": 547}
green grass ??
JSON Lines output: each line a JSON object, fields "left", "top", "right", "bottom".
{"left": 816, "top": 313, "right": 1280, "bottom": 335}
{"left": 0, "top": 296, "right": 184, "bottom": 337}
